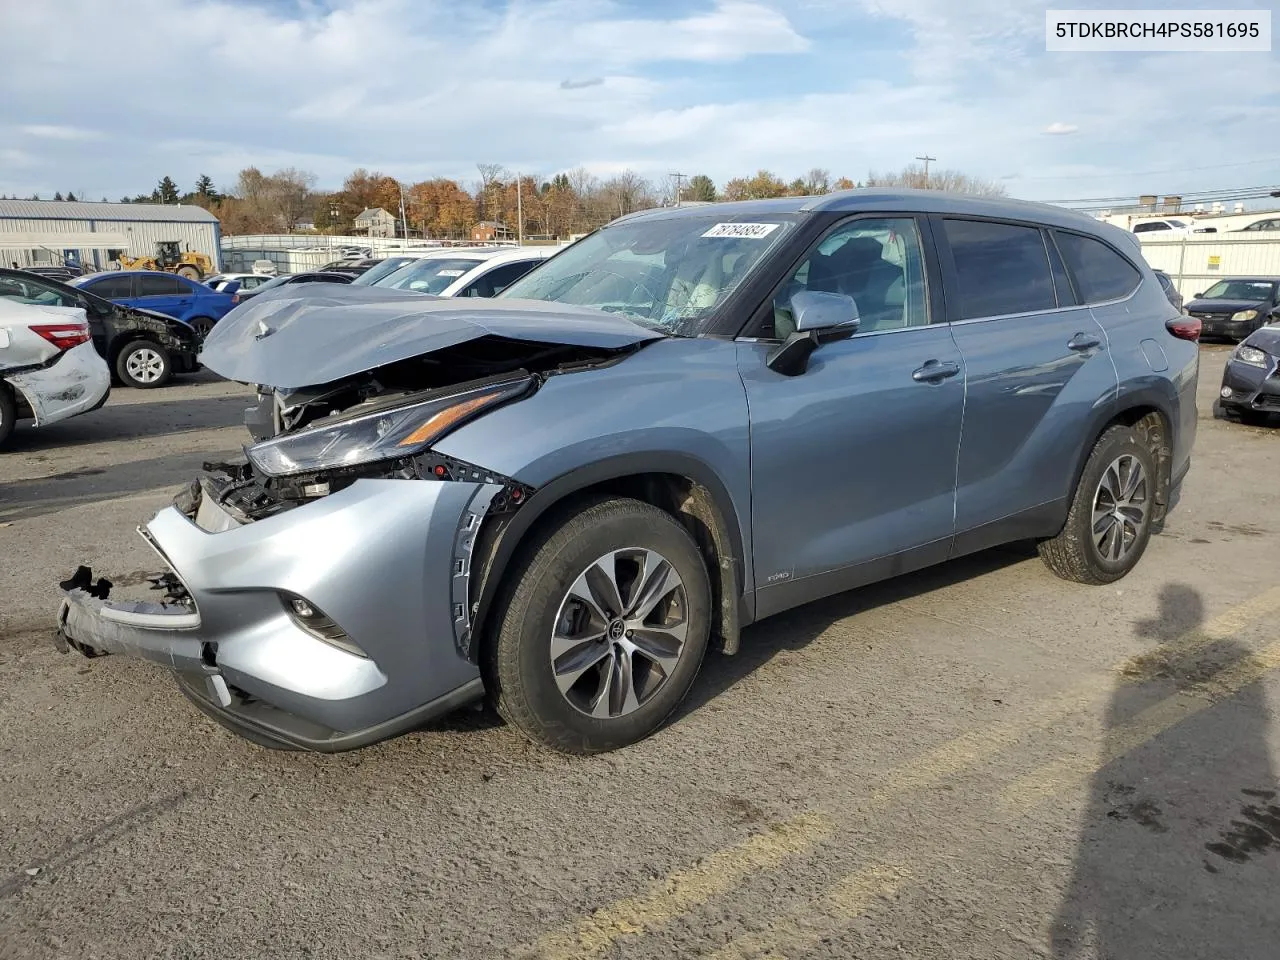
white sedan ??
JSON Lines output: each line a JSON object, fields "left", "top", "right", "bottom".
{"left": 364, "top": 246, "right": 558, "bottom": 297}
{"left": 0, "top": 299, "right": 111, "bottom": 449}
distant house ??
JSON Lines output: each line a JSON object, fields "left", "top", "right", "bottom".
{"left": 354, "top": 207, "right": 396, "bottom": 238}
{"left": 471, "top": 220, "right": 512, "bottom": 242}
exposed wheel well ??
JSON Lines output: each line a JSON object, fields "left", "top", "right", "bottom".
{"left": 1104, "top": 405, "right": 1172, "bottom": 524}
{"left": 471, "top": 471, "right": 743, "bottom": 663}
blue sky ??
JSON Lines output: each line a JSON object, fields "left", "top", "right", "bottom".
{"left": 0, "top": 0, "right": 1276, "bottom": 203}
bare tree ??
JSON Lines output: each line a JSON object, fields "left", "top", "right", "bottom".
{"left": 269, "top": 167, "right": 318, "bottom": 231}
{"left": 864, "top": 165, "right": 1006, "bottom": 196}
{"left": 600, "top": 170, "right": 655, "bottom": 219}
{"left": 803, "top": 167, "right": 832, "bottom": 195}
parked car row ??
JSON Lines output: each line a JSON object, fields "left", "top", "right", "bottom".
{"left": 70, "top": 270, "right": 236, "bottom": 339}
{"left": 0, "top": 298, "right": 111, "bottom": 449}
{"left": 0, "top": 268, "right": 201, "bottom": 388}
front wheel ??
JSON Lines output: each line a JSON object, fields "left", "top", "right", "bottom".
{"left": 488, "top": 498, "right": 711, "bottom": 754}
{"left": 115, "top": 339, "right": 172, "bottom": 388}
{"left": 175, "top": 265, "right": 201, "bottom": 280}
{"left": 188, "top": 316, "right": 215, "bottom": 339}
{"left": 1039, "top": 425, "right": 1157, "bottom": 585}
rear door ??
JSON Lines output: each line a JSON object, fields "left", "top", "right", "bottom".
{"left": 740, "top": 214, "right": 965, "bottom": 617}
{"left": 134, "top": 274, "right": 194, "bottom": 320}
{"left": 937, "top": 217, "right": 1117, "bottom": 556}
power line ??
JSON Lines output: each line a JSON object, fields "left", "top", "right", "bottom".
{"left": 1018, "top": 155, "right": 1280, "bottom": 184}
{"left": 1050, "top": 183, "right": 1280, "bottom": 206}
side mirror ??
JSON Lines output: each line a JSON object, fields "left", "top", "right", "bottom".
{"left": 791, "top": 290, "right": 860, "bottom": 333}
{"left": 1194, "top": 292, "right": 1204, "bottom": 299}
{"left": 767, "top": 291, "right": 860, "bottom": 376}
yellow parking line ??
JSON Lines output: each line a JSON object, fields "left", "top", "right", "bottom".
{"left": 524, "top": 813, "right": 832, "bottom": 960}
{"left": 1116, "top": 585, "right": 1280, "bottom": 684}
{"left": 1000, "top": 639, "right": 1280, "bottom": 813}
{"left": 705, "top": 862, "right": 908, "bottom": 960}
{"left": 521, "top": 585, "right": 1280, "bottom": 959}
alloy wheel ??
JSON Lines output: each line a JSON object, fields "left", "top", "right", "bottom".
{"left": 126, "top": 348, "right": 166, "bottom": 385}
{"left": 1092, "top": 454, "right": 1149, "bottom": 563}
{"left": 550, "top": 548, "right": 689, "bottom": 719}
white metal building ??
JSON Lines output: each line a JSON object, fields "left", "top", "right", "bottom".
{"left": 0, "top": 199, "right": 221, "bottom": 272}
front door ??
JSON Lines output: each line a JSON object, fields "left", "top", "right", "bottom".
{"left": 739, "top": 216, "right": 965, "bottom": 619}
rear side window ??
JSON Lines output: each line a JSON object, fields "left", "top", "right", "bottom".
{"left": 942, "top": 219, "right": 1057, "bottom": 319}
{"left": 1054, "top": 232, "right": 1141, "bottom": 304}
{"left": 136, "top": 274, "right": 188, "bottom": 296}
{"left": 87, "top": 275, "right": 133, "bottom": 298}
{"left": 462, "top": 260, "right": 542, "bottom": 298}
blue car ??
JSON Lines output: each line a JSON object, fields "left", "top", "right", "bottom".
{"left": 71, "top": 270, "right": 235, "bottom": 338}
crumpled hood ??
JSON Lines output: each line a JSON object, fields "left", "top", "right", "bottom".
{"left": 198, "top": 283, "right": 663, "bottom": 389}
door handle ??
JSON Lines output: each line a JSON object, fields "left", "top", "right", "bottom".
{"left": 911, "top": 360, "right": 961, "bottom": 383}
{"left": 1068, "top": 332, "right": 1101, "bottom": 351}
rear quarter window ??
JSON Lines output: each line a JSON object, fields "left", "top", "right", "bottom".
{"left": 1053, "top": 232, "right": 1141, "bottom": 304}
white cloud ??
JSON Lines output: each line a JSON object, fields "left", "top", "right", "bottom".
{"left": 19, "top": 125, "right": 100, "bottom": 140}
{"left": 1043, "top": 122, "right": 1079, "bottom": 135}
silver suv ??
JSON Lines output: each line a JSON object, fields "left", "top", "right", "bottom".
{"left": 57, "top": 190, "right": 1199, "bottom": 755}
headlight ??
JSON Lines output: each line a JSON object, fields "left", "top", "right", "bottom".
{"left": 1230, "top": 309, "right": 1259, "bottom": 322}
{"left": 1233, "top": 345, "right": 1268, "bottom": 368}
{"left": 246, "top": 378, "right": 531, "bottom": 476}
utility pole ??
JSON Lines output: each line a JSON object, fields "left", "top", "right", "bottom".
{"left": 397, "top": 181, "right": 409, "bottom": 241}
{"left": 516, "top": 174, "right": 524, "bottom": 245}
{"left": 670, "top": 172, "right": 686, "bottom": 207}
{"left": 915, "top": 155, "right": 936, "bottom": 183}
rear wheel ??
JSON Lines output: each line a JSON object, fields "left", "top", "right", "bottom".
{"left": 487, "top": 497, "right": 711, "bottom": 754}
{"left": 115, "top": 339, "right": 172, "bottom": 389}
{"left": 1039, "top": 425, "right": 1157, "bottom": 585}
{"left": 0, "top": 385, "right": 16, "bottom": 450}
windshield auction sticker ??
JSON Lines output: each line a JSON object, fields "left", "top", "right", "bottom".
{"left": 701, "top": 223, "right": 780, "bottom": 239}
{"left": 1046, "top": 9, "right": 1271, "bottom": 51}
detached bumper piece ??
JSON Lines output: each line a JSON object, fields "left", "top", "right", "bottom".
{"left": 56, "top": 565, "right": 233, "bottom": 707}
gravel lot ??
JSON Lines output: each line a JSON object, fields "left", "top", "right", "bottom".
{"left": 1, "top": 346, "right": 1278, "bottom": 960}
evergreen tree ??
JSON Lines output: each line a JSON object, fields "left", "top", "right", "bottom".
{"left": 65, "top": 191, "right": 76, "bottom": 201}
{"left": 53, "top": 191, "right": 63, "bottom": 201}
{"left": 157, "top": 176, "right": 179, "bottom": 203}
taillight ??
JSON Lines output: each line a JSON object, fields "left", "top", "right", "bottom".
{"left": 1166, "top": 316, "right": 1201, "bottom": 342}
{"left": 30, "top": 321, "right": 92, "bottom": 351}
{"left": 232, "top": 294, "right": 241, "bottom": 304}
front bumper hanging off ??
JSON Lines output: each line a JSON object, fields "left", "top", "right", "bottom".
{"left": 54, "top": 473, "right": 499, "bottom": 751}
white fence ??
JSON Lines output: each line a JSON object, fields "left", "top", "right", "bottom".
{"left": 219, "top": 234, "right": 517, "bottom": 274}
{"left": 1137, "top": 235, "right": 1280, "bottom": 297}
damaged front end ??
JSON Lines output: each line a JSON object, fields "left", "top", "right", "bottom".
{"left": 55, "top": 291, "right": 659, "bottom": 750}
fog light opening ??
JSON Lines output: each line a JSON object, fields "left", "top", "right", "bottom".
{"left": 1221, "top": 387, "right": 1233, "bottom": 399}
{"left": 279, "top": 592, "right": 368, "bottom": 658}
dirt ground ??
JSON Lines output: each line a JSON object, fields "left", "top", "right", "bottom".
{"left": 1, "top": 346, "right": 1277, "bottom": 960}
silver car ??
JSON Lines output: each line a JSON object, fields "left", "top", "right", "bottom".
{"left": 56, "top": 190, "right": 1198, "bottom": 754}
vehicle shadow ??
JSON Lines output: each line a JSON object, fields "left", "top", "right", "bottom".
{"left": 1051, "top": 583, "right": 1280, "bottom": 959}
{"left": 3, "top": 393, "right": 248, "bottom": 452}
{"left": 0, "top": 448, "right": 242, "bottom": 522}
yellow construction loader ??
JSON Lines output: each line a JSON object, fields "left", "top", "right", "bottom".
{"left": 114, "top": 241, "right": 214, "bottom": 280}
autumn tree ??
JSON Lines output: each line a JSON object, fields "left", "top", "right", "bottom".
{"left": 723, "top": 170, "right": 788, "bottom": 201}
{"left": 864, "top": 165, "right": 1005, "bottom": 196}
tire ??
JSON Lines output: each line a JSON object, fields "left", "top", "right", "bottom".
{"left": 188, "top": 316, "right": 215, "bottom": 339}
{"left": 1039, "top": 425, "right": 1157, "bottom": 585}
{"left": 487, "top": 497, "right": 712, "bottom": 754}
{"left": 0, "top": 384, "right": 16, "bottom": 450}
{"left": 115, "top": 339, "right": 172, "bottom": 389}
{"left": 176, "top": 265, "right": 201, "bottom": 280}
